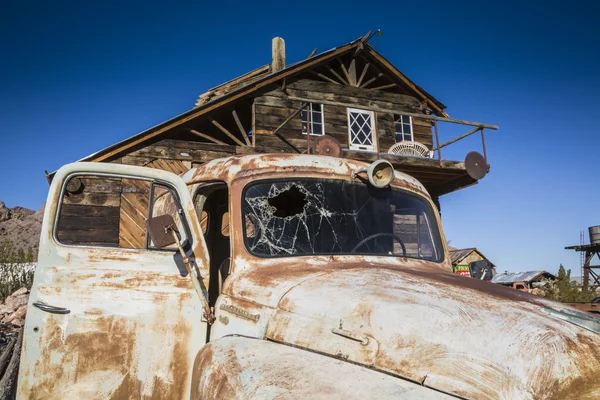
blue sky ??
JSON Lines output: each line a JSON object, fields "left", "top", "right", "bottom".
{"left": 0, "top": 1, "right": 598, "bottom": 274}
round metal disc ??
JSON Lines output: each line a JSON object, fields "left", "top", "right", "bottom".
{"left": 465, "top": 151, "right": 488, "bottom": 180}
{"left": 312, "top": 135, "right": 342, "bottom": 158}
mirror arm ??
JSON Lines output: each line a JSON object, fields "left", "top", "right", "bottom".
{"left": 168, "top": 228, "right": 215, "bottom": 324}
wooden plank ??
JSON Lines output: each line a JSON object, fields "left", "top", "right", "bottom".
{"left": 189, "top": 129, "right": 228, "bottom": 145}
{"left": 60, "top": 204, "right": 120, "bottom": 218}
{"left": 129, "top": 144, "right": 237, "bottom": 163}
{"left": 87, "top": 41, "right": 360, "bottom": 162}
{"left": 68, "top": 177, "right": 122, "bottom": 194}
{"left": 147, "top": 158, "right": 189, "bottom": 175}
{"left": 254, "top": 135, "right": 306, "bottom": 153}
{"left": 57, "top": 216, "right": 120, "bottom": 231}
{"left": 339, "top": 60, "right": 352, "bottom": 85}
{"left": 357, "top": 63, "right": 370, "bottom": 87}
{"left": 63, "top": 192, "right": 121, "bottom": 207}
{"left": 328, "top": 66, "right": 349, "bottom": 85}
{"left": 119, "top": 203, "right": 146, "bottom": 248}
{"left": 314, "top": 72, "right": 340, "bottom": 85}
{"left": 344, "top": 150, "right": 466, "bottom": 170}
{"left": 121, "top": 189, "right": 149, "bottom": 216}
{"left": 57, "top": 229, "right": 119, "bottom": 243}
{"left": 348, "top": 59, "right": 357, "bottom": 86}
{"left": 360, "top": 73, "right": 383, "bottom": 88}
{"left": 119, "top": 178, "right": 150, "bottom": 249}
{"left": 255, "top": 95, "right": 304, "bottom": 109}
{"left": 288, "top": 95, "right": 498, "bottom": 129}
{"left": 288, "top": 79, "right": 421, "bottom": 108}
{"left": 155, "top": 139, "right": 238, "bottom": 153}
{"left": 205, "top": 65, "right": 270, "bottom": 94}
{"left": 211, "top": 120, "right": 246, "bottom": 146}
{"left": 232, "top": 110, "right": 251, "bottom": 145}
{"left": 119, "top": 155, "right": 154, "bottom": 167}
{"left": 369, "top": 83, "right": 397, "bottom": 91}
{"left": 413, "top": 118, "right": 433, "bottom": 127}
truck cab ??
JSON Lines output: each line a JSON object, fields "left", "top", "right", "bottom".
{"left": 17, "top": 154, "right": 600, "bottom": 399}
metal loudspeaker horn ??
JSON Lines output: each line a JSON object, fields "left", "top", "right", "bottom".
{"left": 465, "top": 151, "right": 489, "bottom": 180}
{"left": 368, "top": 160, "right": 394, "bottom": 188}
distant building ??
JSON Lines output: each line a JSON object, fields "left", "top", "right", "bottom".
{"left": 448, "top": 248, "right": 496, "bottom": 278}
{"left": 491, "top": 270, "right": 556, "bottom": 292}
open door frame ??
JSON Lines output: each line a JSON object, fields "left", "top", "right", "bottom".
{"left": 18, "top": 162, "right": 209, "bottom": 399}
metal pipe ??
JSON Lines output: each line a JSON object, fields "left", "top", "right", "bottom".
{"left": 433, "top": 120, "right": 442, "bottom": 167}
{"left": 481, "top": 128, "right": 488, "bottom": 163}
{"left": 306, "top": 104, "right": 311, "bottom": 154}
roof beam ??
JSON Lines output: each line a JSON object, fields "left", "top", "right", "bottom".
{"left": 328, "top": 66, "right": 349, "bottom": 85}
{"left": 211, "top": 120, "right": 246, "bottom": 146}
{"left": 356, "top": 63, "right": 370, "bottom": 87}
{"left": 188, "top": 129, "right": 228, "bottom": 145}
{"left": 360, "top": 73, "right": 383, "bottom": 88}
{"left": 339, "top": 60, "right": 352, "bottom": 85}
{"left": 348, "top": 59, "right": 357, "bottom": 86}
{"left": 369, "top": 83, "right": 397, "bottom": 91}
{"left": 312, "top": 71, "right": 340, "bottom": 85}
{"left": 232, "top": 110, "right": 251, "bottom": 146}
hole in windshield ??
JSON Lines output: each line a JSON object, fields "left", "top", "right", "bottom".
{"left": 268, "top": 185, "right": 308, "bottom": 218}
{"left": 242, "top": 179, "right": 443, "bottom": 262}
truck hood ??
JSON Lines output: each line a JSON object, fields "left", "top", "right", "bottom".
{"left": 235, "top": 262, "right": 600, "bottom": 399}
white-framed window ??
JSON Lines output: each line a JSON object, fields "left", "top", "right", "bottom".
{"left": 348, "top": 108, "right": 375, "bottom": 151}
{"left": 395, "top": 114, "right": 413, "bottom": 142}
{"left": 301, "top": 103, "right": 325, "bottom": 135}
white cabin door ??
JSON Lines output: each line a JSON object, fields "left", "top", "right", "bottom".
{"left": 17, "top": 162, "right": 210, "bottom": 400}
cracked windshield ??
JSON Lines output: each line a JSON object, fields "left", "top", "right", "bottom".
{"left": 243, "top": 179, "right": 443, "bottom": 260}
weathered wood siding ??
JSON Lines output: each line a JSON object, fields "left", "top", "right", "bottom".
{"left": 254, "top": 79, "right": 433, "bottom": 152}
{"left": 56, "top": 176, "right": 122, "bottom": 246}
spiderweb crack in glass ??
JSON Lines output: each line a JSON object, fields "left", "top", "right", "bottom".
{"left": 243, "top": 179, "right": 443, "bottom": 261}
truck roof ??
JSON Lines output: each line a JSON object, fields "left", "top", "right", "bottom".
{"left": 183, "top": 153, "right": 429, "bottom": 195}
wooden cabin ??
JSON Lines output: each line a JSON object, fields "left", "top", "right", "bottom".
{"left": 449, "top": 247, "right": 497, "bottom": 278}
{"left": 50, "top": 34, "right": 497, "bottom": 248}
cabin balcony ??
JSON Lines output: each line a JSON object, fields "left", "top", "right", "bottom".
{"left": 252, "top": 95, "right": 497, "bottom": 199}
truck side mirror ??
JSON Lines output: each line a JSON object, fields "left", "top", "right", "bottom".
{"left": 146, "top": 214, "right": 178, "bottom": 249}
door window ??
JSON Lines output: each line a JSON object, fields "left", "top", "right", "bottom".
{"left": 55, "top": 175, "right": 187, "bottom": 250}
{"left": 348, "top": 108, "right": 375, "bottom": 151}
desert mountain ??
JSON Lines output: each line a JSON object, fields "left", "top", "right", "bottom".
{"left": 0, "top": 201, "right": 43, "bottom": 260}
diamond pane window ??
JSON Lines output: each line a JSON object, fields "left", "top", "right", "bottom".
{"left": 348, "top": 108, "right": 375, "bottom": 151}
{"left": 395, "top": 114, "right": 413, "bottom": 142}
{"left": 301, "top": 103, "right": 325, "bottom": 135}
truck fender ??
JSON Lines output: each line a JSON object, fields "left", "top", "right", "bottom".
{"left": 190, "top": 336, "right": 452, "bottom": 399}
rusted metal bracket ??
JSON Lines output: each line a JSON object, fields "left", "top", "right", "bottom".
{"left": 219, "top": 303, "right": 260, "bottom": 323}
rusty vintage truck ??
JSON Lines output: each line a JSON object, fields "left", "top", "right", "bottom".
{"left": 15, "top": 154, "right": 600, "bottom": 399}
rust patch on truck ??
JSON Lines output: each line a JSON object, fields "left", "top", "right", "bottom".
{"left": 190, "top": 345, "right": 240, "bottom": 400}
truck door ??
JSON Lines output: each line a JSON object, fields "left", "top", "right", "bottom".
{"left": 17, "top": 162, "right": 210, "bottom": 400}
